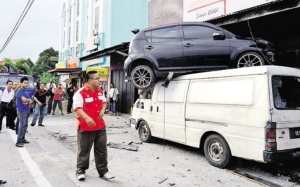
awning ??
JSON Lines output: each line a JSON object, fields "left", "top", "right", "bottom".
{"left": 80, "top": 42, "right": 129, "bottom": 62}
{"left": 47, "top": 68, "right": 82, "bottom": 73}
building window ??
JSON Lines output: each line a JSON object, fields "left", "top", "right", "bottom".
{"left": 77, "top": 0, "right": 79, "bottom": 17}
{"left": 63, "top": 31, "right": 65, "bottom": 48}
{"left": 64, "top": 11, "right": 66, "bottom": 27}
{"left": 76, "top": 21, "right": 79, "bottom": 42}
{"left": 69, "top": 7, "right": 72, "bottom": 22}
{"left": 75, "top": 46, "right": 78, "bottom": 57}
{"left": 68, "top": 27, "right": 71, "bottom": 46}
{"left": 95, "top": 6, "right": 99, "bottom": 29}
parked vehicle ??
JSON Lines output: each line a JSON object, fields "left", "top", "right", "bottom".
{"left": 130, "top": 66, "right": 300, "bottom": 168}
{"left": 124, "top": 22, "right": 276, "bottom": 89}
{"left": 0, "top": 73, "right": 36, "bottom": 97}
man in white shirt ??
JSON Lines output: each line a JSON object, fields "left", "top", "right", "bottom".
{"left": 109, "top": 83, "right": 119, "bottom": 116}
{"left": 0, "top": 80, "right": 15, "bottom": 131}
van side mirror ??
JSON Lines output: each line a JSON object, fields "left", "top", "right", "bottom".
{"left": 161, "top": 72, "right": 174, "bottom": 88}
{"left": 213, "top": 32, "right": 225, "bottom": 40}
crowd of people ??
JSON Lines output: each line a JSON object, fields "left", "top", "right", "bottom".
{"left": 0, "top": 76, "right": 122, "bottom": 183}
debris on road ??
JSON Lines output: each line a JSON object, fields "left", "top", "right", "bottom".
{"left": 168, "top": 183, "right": 176, "bottom": 186}
{"left": 158, "top": 177, "right": 168, "bottom": 184}
{"left": 128, "top": 141, "right": 143, "bottom": 145}
{"left": 187, "top": 169, "right": 191, "bottom": 172}
{"left": 107, "top": 142, "right": 139, "bottom": 151}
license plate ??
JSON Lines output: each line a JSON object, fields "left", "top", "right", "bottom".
{"left": 290, "top": 128, "right": 300, "bottom": 139}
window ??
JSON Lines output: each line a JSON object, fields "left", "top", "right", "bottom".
{"left": 144, "top": 31, "right": 151, "bottom": 42}
{"left": 75, "top": 46, "right": 78, "bottom": 57}
{"left": 150, "top": 27, "right": 178, "bottom": 43}
{"left": 68, "top": 27, "right": 71, "bottom": 46}
{"left": 272, "top": 76, "right": 300, "bottom": 109}
{"left": 183, "top": 26, "right": 218, "bottom": 40}
{"left": 76, "top": 21, "right": 79, "bottom": 42}
{"left": 77, "top": 0, "right": 80, "bottom": 16}
{"left": 95, "top": 6, "right": 99, "bottom": 29}
{"left": 64, "top": 11, "right": 66, "bottom": 27}
{"left": 69, "top": 7, "right": 72, "bottom": 22}
{"left": 63, "top": 31, "right": 65, "bottom": 48}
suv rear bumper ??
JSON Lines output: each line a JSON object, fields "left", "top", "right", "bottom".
{"left": 263, "top": 148, "right": 300, "bottom": 163}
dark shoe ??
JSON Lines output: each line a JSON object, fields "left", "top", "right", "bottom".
{"left": 76, "top": 174, "right": 85, "bottom": 181}
{"left": 61, "top": 113, "right": 64, "bottom": 115}
{"left": 0, "top": 180, "right": 7, "bottom": 184}
{"left": 10, "top": 127, "right": 16, "bottom": 130}
{"left": 16, "top": 144, "right": 24, "bottom": 148}
{"left": 23, "top": 140, "right": 30, "bottom": 144}
{"left": 30, "top": 123, "right": 35, "bottom": 126}
{"left": 38, "top": 124, "right": 45, "bottom": 127}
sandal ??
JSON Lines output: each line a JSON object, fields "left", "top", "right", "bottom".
{"left": 0, "top": 180, "right": 7, "bottom": 184}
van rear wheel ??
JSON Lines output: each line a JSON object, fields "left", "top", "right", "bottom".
{"left": 204, "top": 134, "right": 231, "bottom": 168}
{"left": 138, "top": 121, "right": 152, "bottom": 142}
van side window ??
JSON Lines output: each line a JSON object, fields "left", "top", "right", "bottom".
{"left": 272, "top": 76, "right": 300, "bottom": 109}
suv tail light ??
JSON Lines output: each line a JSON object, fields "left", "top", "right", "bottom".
{"left": 265, "top": 122, "right": 277, "bottom": 151}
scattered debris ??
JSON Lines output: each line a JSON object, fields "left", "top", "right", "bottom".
{"left": 187, "top": 169, "right": 191, "bottom": 172}
{"left": 171, "top": 164, "right": 175, "bottom": 167}
{"left": 122, "top": 130, "right": 128, "bottom": 133}
{"left": 128, "top": 141, "right": 143, "bottom": 145}
{"left": 158, "top": 177, "right": 168, "bottom": 184}
{"left": 107, "top": 142, "right": 139, "bottom": 151}
{"left": 107, "top": 126, "right": 124, "bottom": 129}
{"left": 156, "top": 157, "right": 160, "bottom": 159}
{"left": 288, "top": 173, "right": 300, "bottom": 184}
{"left": 168, "top": 183, "right": 176, "bottom": 186}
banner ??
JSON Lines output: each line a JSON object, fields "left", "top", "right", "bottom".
{"left": 86, "top": 67, "right": 108, "bottom": 82}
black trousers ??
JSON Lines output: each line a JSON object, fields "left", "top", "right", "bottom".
{"left": 0, "top": 103, "right": 14, "bottom": 130}
{"left": 76, "top": 128, "right": 108, "bottom": 176}
{"left": 67, "top": 98, "right": 73, "bottom": 113}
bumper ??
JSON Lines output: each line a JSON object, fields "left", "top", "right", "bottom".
{"left": 263, "top": 148, "right": 300, "bottom": 163}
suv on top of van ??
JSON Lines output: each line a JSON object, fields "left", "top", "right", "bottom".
{"left": 0, "top": 73, "right": 36, "bottom": 98}
{"left": 124, "top": 22, "right": 276, "bottom": 89}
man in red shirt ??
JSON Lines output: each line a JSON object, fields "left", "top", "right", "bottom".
{"left": 73, "top": 71, "right": 114, "bottom": 181}
{"left": 52, "top": 84, "right": 64, "bottom": 115}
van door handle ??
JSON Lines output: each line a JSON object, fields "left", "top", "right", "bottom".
{"left": 145, "top": 46, "right": 154, "bottom": 50}
{"left": 184, "top": 43, "right": 193, "bottom": 47}
{"left": 156, "top": 106, "right": 159, "bottom": 112}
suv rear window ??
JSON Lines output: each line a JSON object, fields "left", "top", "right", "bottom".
{"left": 145, "top": 27, "right": 178, "bottom": 43}
{"left": 272, "top": 76, "right": 300, "bottom": 109}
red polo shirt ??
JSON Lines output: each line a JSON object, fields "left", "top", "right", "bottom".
{"left": 73, "top": 85, "right": 107, "bottom": 131}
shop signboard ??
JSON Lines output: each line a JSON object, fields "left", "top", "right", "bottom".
{"left": 68, "top": 57, "right": 78, "bottom": 68}
{"left": 183, "top": 0, "right": 276, "bottom": 22}
{"left": 55, "top": 61, "right": 66, "bottom": 68}
{"left": 86, "top": 67, "right": 108, "bottom": 82}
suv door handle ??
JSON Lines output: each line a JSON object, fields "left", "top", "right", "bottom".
{"left": 145, "top": 46, "right": 154, "bottom": 50}
{"left": 184, "top": 43, "right": 193, "bottom": 47}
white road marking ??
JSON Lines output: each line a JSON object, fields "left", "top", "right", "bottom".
{"left": 8, "top": 130, "right": 52, "bottom": 187}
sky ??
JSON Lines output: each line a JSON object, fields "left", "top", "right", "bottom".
{"left": 0, "top": 0, "right": 61, "bottom": 63}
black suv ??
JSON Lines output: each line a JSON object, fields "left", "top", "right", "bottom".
{"left": 124, "top": 22, "right": 276, "bottom": 89}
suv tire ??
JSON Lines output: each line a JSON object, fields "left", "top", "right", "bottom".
{"left": 131, "top": 65, "right": 155, "bottom": 89}
{"left": 236, "top": 52, "right": 265, "bottom": 68}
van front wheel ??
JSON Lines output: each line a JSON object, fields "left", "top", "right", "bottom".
{"left": 204, "top": 134, "right": 231, "bottom": 168}
{"left": 138, "top": 121, "right": 152, "bottom": 143}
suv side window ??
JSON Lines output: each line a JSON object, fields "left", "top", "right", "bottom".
{"left": 183, "top": 25, "right": 219, "bottom": 40}
{"left": 148, "top": 27, "right": 178, "bottom": 43}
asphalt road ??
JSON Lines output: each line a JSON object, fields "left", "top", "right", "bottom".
{"left": 0, "top": 113, "right": 299, "bottom": 187}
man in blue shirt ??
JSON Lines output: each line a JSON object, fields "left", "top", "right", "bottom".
{"left": 16, "top": 77, "right": 33, "bottom": 148}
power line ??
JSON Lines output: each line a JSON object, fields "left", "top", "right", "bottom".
{"left": 0, "top": 0, "right": 35, "bottom": 54}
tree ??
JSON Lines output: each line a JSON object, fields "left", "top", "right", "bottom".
{"left": 26, "top": 58, "right": 34, "bottom": 68}
{"left": 15, "top": 59, "right": 30, "bottom": 74}
{"left": 40, "top": 72, "right": 59, "bottom": 85}
{"left": 36, "top": 47, "right": 58, "bottom": 69}
{"left": 31, "top": 64, "right": 51, "bottom": 80}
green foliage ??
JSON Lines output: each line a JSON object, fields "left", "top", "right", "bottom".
{"left": 26, "top": 58, "right": 34, "bottom": 68}
{"left": 36, "top": 47, "right": 58, "bottom": 69}
{"left": 31, "top": 64, "right": 51, "bottom": 80}
{"left": 40, "top": 72, "right": 58, "bottom": 85}
{"left": 15, "top": 59, "right": 30, "bottom": 74}
{"left": 4, "top": 58, "right": 18, "bottom": 72}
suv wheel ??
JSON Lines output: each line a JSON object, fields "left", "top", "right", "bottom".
{"left": 237, "top": 52, "right": 264, "bottom": 68}
{"left": 131, "top": 65, "right": 155, "bottom": 89}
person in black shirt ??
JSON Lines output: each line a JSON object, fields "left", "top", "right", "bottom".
{"left": 30, "top": 83, "right": 50, "bottom": 127}
{"left": 66, "top": 83, "right": 74, "bottom": 114}
{"left": 47, "top": 83, "right": 54, "bottom": 115}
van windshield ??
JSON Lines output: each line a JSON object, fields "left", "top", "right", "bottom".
{"left": 272, "top": 76, "right": 300, "bottom": 109}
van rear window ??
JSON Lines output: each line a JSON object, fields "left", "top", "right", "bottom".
{"left": 272, "top": 76, "right": 300, "bottom": 109}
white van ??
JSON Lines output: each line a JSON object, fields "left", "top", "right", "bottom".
{"left": 130, "top": 66, "right": 300, "bottom": 168}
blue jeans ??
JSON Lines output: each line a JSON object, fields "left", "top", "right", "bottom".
{"left": 110, "top": 100, "right": 117, "bottom": 115}
{"left": 32, "top": 104, "right": 46, "bottom": 125}
{"left": 16, "top": 111, "right": 30, "bottom": 145}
